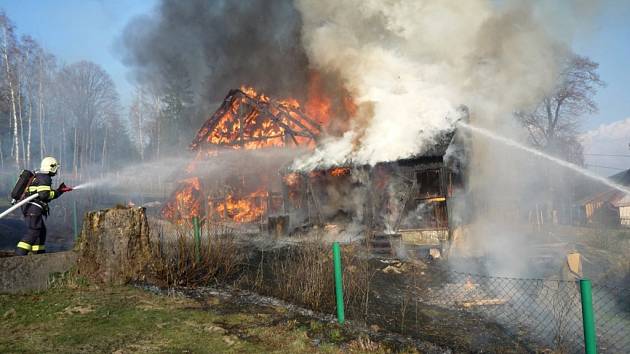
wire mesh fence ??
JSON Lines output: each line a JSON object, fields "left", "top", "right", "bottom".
{"left": 366, "top": 268, "right": 630, "bottom": 353}
{"left": 590, "top": 283, "right": 630, "bottom": 353}
{"left": 149, "top": 226, "right": 630, "bottom": 353}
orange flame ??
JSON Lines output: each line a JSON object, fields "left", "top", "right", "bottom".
{"left": 162, "top": 177, "right": 203, "bottom": 223}
{"left": 330, "top": 167, "right": 350, "bottom": 177}
{"left": 166, "top": 84, "right": 359, "bottom": 225}
{"left": 282, "top": 172, "right": 301, "bottom": 187}
{"left": 201, "top": 86, "right": 321, "bottom": 151}
{"left": 305, "top": 71, "right": 332, "bottom": 127}
{"left": 213, "top": 190, "right": 267, "bottom": 223}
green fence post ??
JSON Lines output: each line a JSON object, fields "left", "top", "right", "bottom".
{"left": 73, "top": 200, "right": 78, "bottom": 241}
{"left": 192, "top": 216, "right": 201, "bottom": 263}
{"left": 332, "top": 242, "right": 345, "bottom": 324}
{"left": 580, "top": 279, "right": 598, "bottom": 354}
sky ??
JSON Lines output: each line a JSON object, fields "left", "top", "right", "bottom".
{"left": 0, "top": 0, "right": 158, "bottom": 106}
{"left": 572, "top": 3, "right": 630, "bottom": 174}
{"left": 0, "top": 0, "right": 628, "bottom": 174}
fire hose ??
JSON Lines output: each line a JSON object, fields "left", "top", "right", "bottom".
{"left": 0, "top": 194, "right": 39, "bottom": 219}
{"left": 0, "top": 184, "right": 75, "bottom": 220}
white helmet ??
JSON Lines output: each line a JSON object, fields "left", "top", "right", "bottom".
{"left": 40, "top": 156, "right": 60, "bottom": 175}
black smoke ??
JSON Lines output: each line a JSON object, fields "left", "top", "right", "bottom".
{"left": 121, "top": 0, "right": 309, "bottom": 109}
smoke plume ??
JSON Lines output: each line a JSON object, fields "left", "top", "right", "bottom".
{"left": 120, "top": 0, "right": 601, "bottom": 276}
{"left": 120, "top": 0, "right": 309, "bottom": 107}
{"left": 293, "top": 0, "right": 578, "bottom": 169}
{"left": 292, "top": 0, "right": 598, "bottom": 276}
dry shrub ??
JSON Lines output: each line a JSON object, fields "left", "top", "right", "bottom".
{"left": 251, "top": 242, "right": 372, "bottom": 315}
{"left": 346, "top": 336, "right": 384, "bottom": 352}
{"left": 150, "top": 221, "right": 374, "bottom": 319}
{"left": 152, "top": 229, "right": 246, "bottom": 287}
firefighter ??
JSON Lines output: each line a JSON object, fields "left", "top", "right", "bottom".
{"left": 15, "top": 157, "right": 72, "bottom": 256}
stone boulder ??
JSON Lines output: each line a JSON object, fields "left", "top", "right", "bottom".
{"left": 75, "top": 207, "right": 154, "bottom": 285}
{"left": 0, "top": 251, "right": 77, "bottom": 294}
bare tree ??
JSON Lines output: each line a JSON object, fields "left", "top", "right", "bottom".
{"left": 517, "top": 55, "right": 604, "bottom": 164}
{"left": 0, "top": 12, "right": 20, "bottom": 167}
{"left": 129, "top": 87, "right": 150, "bottom": 161}
{"left": 0, "top": 10, "right": 136, "bottom": 180}
{"left": 18, "top": 35, "right": 41, "bottom": 167}
{"left": 128, "top": 83, "right": 163, "bottom": 161}
{"left": 56, "top": 61, "right": 120, "bottom": 175}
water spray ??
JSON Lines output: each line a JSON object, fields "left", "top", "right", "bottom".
{"left": 72, "top": 182, "right": 95, "bottom": 190}
{"left": 459, "top": 122, "right": 630, "bottom": 195}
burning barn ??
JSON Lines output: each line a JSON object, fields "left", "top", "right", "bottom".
{"left": 162, "top": 87, "right": 323, "bottom": 226}
{"left": 276, "top": 129, "right": 464, "bottom": 238}
{"left": 162, "top": 87, "right": 466, "bottom": 244}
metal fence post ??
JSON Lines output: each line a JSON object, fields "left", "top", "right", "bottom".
{"left": 192, "top": 216, "right": 201, "bottom": 263}
{"left": 73, "top": 200, "right": 78, "bottom": 241}
{"left": 332, "top": 242, "right": 345, "bottom": 324}
{"left": 580, "top": 279, "right": 598, "bottom": 354}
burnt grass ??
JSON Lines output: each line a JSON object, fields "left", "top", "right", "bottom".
{"left": 362, "top": 263, "right": 529, "bottom": 353}
{"left": 227, "top": 243, "right": 532, "bottom": 353}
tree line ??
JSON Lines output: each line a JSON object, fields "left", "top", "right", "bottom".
{"left": 0, "top": 11, "right": 138, "bottom": 177}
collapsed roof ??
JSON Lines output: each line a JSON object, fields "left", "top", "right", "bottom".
{"left": 190, "top": 88, "right": 322, "bottom": 152}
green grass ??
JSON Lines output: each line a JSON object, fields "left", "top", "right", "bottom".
{"left": 0, "top": 280, "right": 390, "bottom": 353}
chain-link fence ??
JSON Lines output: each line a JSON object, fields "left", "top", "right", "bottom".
{"left": 149, "top": 225, "right": 630, "bottom": 353}
{"left": 590, "top": 283, "right": 630, "bottom": 353}
{"left": 411, "top": 272, "right": 630, "bottom": 353}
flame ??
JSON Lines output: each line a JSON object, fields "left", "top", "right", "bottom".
{"left": 305, "top": 71, "right": 332, "bottom": 127}
{"left": 213, "top": 190, "right": 267, "bottom": 223}
{"left": 166, "top": 84, "right": 358, "bottom": 225}
{"left": 283, "top": 172, "right": 301, "bottom": 187}
{"left": 162, "top": 177, "right": 203, "bottom": 223}
{"left": 330, "top": 167, "right": 350, "bottom": 177}
{"left": 200, "top": 86, "right": 321, "bottom": 151}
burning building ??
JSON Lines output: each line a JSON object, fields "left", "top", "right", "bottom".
{"left": 162, "top": 86, "right": 323, "bottom": 226}
{"left": 163, "top": 87, "right": 466, "bottom": 244}
{"left": 281, "top": 128, "right": 465, "bottom": 245}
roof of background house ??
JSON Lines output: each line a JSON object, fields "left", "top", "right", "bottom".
{"left": 577, "top": 168, "right": 630, "bottom": 206}
{"left": 610, "top": 169, "right": 630, "bottom": 186}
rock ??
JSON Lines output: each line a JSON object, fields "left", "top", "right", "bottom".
{"left": 75, "top": 207, "right": 153, "bottom": 285}
{"left": 0, "top": 251, "right": 77, "bottom": 294}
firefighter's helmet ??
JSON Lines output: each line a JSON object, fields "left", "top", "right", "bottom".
{"left": 40, "top": 156, "right": 60, "bottom": 175}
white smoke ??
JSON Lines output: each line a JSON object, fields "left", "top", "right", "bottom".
{"left": 293, "top": 0, "right": 600, "bottom": 277}
{"left": 292, "top": 0, "right": 586, "bottom": 170}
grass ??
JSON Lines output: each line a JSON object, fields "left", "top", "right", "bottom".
{"left": 0, "top": 276, "right": 393, "bottom": 354}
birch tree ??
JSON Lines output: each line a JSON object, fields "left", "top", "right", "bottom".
{"left": 0, "top": 12, "right": 20, "bottom": 167}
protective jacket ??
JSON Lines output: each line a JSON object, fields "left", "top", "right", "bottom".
{"left": 16, "top": 172, "right": 62, "bottom": 255}
{"left": 22, "top": 172, "right": 59, "bottom": 216}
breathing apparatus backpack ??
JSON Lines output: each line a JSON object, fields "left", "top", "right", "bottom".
{"left": 10, "top": 169, "right": 35, "bottom": 202}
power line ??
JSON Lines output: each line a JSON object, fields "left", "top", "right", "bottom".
{"left": 584, "top": 153, "right": 630, "bottom": 158}
{"left": 585, "top": 164, "right": 625, "bottom": 171}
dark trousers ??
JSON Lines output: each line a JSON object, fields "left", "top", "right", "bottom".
{"left": 15, "top": 212, "right": 46, "bottom": 256}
